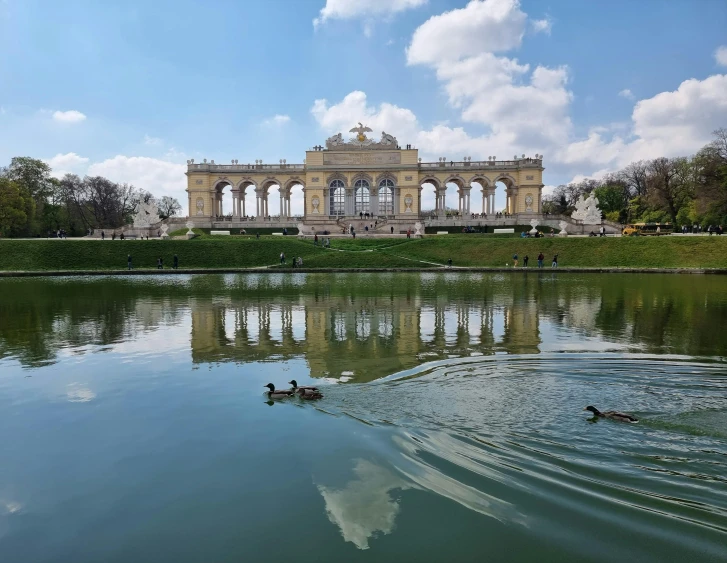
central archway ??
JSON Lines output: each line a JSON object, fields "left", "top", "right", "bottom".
{"left": 354, "top": 179, "right": 370, "bottom": 215}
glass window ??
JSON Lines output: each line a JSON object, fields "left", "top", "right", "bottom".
{"left": 379, "top": 178, "right": 394, "bottom": 215}
{"left": 354, "top": 179, "right": 370, "bottom": 214}
{"left": 329, "top": 179, "right": 345, "bottom": 216}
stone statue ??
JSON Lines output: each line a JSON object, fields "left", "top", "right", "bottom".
{"left": 185, "top": 221, "right": 195, "bottom": 235}
{"left": 558, "top": 220, "right": 569, "bottom": 237}
{"left": 414, "top": 222, "right": 423, "bottom": 236}
{"left": 325, "top": 133, "right": 344, "bottom": 149}
{"left": 133, "top": 199, "right": 161, "bottom": 228}
{"left": 160, "top": 224, "right": 169, "bottom": 239}
{"left": 380, "top": 132, "right": 397, "bottom": 146}
{"left": 571, "top": 192, "right": 602, "bottom": 225}
{"left": 529, "top": 218, "right": 539, "bottom": 234}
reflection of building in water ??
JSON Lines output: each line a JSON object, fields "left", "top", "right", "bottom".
{"left": 189, "top": 294, "right": 542, "bottom": 381}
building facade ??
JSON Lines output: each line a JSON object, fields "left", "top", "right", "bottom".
{"left": 185, "top": 125, "right": 545, "bottom": 228}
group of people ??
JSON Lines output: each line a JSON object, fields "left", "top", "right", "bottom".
{"left": 48, "top": 229, "right": 68, "bottom": 239}
{"left": 313, "top": 234, "right": 331, "bottom": 248}
{"left": 279, "top": 252, "right": 304, "bottom": 267}
{"left": 512, "top": 252, "right": 559, "bottom": 268}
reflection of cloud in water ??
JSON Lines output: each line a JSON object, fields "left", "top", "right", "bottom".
{"left": 318, "top": 437, "right": 526, "bottom": 550}
{"left": 2, "top": 501, "right": 22, "bottom": 514}
{"left": 317, "top": 459, "right": 416, "bottom": 550}
{"left": 66, "top": 383, "right": 96, "bottom": 402}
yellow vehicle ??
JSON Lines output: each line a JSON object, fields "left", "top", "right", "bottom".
{"left": 622, "top": 223, "right": 673, "bottom": 236}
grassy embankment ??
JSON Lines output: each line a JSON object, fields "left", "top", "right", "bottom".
{"left": 1, "top": 235, "right": 727, "bottom": 271}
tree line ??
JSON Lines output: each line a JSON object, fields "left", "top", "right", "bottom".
{"left": 0, "top": 157, "right": 182, "bottom": 237}
{"left": 544, "top": 129, "right": 727, "bottom": 226}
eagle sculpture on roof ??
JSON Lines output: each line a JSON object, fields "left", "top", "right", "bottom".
{"left": 349, "top": 122, "right": 373, "bottom": 142}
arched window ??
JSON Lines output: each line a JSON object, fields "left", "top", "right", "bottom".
{"left": 329, "top": 179, "right": 345, "bottom": 216}
{"left": 354, "top": 179, "right": 370, "bottom": 214}
{"left": 379, "top": 178, "right": 394, "bottom": 215}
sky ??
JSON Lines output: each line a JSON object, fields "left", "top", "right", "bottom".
{"left": 1, "top": 0, "right": 726, "bottom": 215}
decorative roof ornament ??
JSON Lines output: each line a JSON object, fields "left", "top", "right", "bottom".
{"left": 324, "top": 123, "right": 399, "bottom": 151}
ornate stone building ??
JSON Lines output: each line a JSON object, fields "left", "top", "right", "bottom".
{"left": 185, "top": 124, "right": 545, "bottom": 231}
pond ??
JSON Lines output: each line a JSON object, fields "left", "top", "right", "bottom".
{"left": 0, "top": 273, "right": 726, "bottom": 562}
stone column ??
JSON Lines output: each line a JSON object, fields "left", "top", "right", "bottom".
{"left": 510, "top": 187, "right": 519, "bottom": 215}
{"left": 279, "top": 192, "right": 284, "bottom": 218}
{"left": 241, "top": 191, "right": 246, "bottom": 217}
{"left": 370, "top": 188, "right": 379, "bottom": 216}
{"left": 346, "top": 188, "right": 354, "bottom": 216}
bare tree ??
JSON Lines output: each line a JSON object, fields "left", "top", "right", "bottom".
{"left": 647, "top": 157, "right": 693, "bottom": 223}
{"left": 157, "top": 196, "right": 182, "bottom": 219}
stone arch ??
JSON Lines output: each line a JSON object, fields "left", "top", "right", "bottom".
{"left": 443, "top": 174, "right": 466, "bottom": 188}
{"left": 326, "top": 172, "right": 348, "bottom": 187}
{"left": 282, "top": 177, "right": 306, "bottom": 218}
{"left": 375, "top": 172, "right": 397, "bottom": 185}
{"left": 419, "top": 175, "right": 441, "bottom": 189}
{"left": 351, "top": 172, "right": 374, "bottom": 185}
{"left": 211, "top": 178, "right": 234, "bottom": 218}
{"left": 468, "top": 174, "right": 491, "bottom": 188}
{"left": 493, "top": 173, "right": 517, "bottom": 187}
{"left": 235, "top": 178, "right": 257, "bottom": 190}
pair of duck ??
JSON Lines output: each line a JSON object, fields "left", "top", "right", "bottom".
{"left": 265, "top": 380, "right": 323, "bottom": 400}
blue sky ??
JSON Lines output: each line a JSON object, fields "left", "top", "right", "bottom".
{"left": 1, "top": 0, "right": 726, "bottom": 214}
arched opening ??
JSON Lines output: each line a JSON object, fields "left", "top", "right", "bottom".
{"left": 494, "top": 178, "right": 514, "bottom": 214}
{"left": 213, "top": 181, "right": 233, "bottom": 219}
{"left": 286, "top": 183, "right": 305, "bottom": 218}
{"left": 329, "top": 179, "right": 345, "bottom": 216}
{"left": 420, "top": 179, "right": 439, "bottom": 218}
{"left": 354, "top": 179, "right": 370, "bottom": 215}
{"left": 470, "top": 179, "right": 491, "bottom": 217}
{"left": 378, "top": 178, "right": 394, "bottom": 215}
{"left": 445, "top": 179, "right": 465, "bottom": 217}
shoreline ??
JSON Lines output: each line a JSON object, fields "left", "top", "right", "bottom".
{"left": 1, "top": 266, "right": 726, "bottom": 277}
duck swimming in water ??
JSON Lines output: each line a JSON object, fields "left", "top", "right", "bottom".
{"left": 584, "top": 405, "right": 638, "bottom": 423}
{"left": 298, "top": 389, "right": 323, "bottom": 400}
{"left": 265, "top": 383, "right": 294, "bottom": 400}
{"left": 288, "top": 380, "right": 319, "bottom": 393}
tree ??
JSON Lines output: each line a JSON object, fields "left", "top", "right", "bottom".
{"left": 0, "top": 178, "right": 31, "bottom": 237}
{"left": 594, "top": 185, "right": 627, "bottom": 215}
{"left": 647, "top": 157, "right": 693, "bottom": 224}
{"left": 158, "top": 196, "right": 182, "bottom": 220}
{"left": 620, "top": 161, "right": 649, "bottom": 197}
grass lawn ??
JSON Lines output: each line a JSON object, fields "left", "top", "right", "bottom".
{"left": 0, "top": 235, "right": 726, "bottom": 271}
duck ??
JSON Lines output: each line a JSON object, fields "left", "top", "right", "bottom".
{"left": 264, "top": 383, "right": 294, "bottom": 400}
{"left": 298, "top": 389, "right": 324, "bottom": 400}
{"left": 288, "top": 380, "right": 320, "bottom": 394}
{"left": 584, "top": 405, "right": 638, "bottom": 423}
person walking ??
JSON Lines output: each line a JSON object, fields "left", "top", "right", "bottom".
{"left": 390, "top": 226, "right": 394, "bottom": 234}
{"left": 101, "top": 231, "right": 105, "bottom": 240}
{"left": 173, "top": 254, "right": 178, "bottom": 269}
{"left": 448, "top": 258, "right": 453, "bottom": 267}
{"left": 512, "top": 252, "right": 519, "bottom": 268}
{"left": 537, "top": 252, "right": 544, "bottom": 268}
{"left": 523, "top": 255, "right": 529, "bottom": 268}
{"left": 157, "top": 257, "right": 163, "bottom": 269}
{"left": 127, "top": 254, "right": 132, "bottom": 270}
{"left": 314, "top": 233, "right": 318, "bottom": 246}
{"left": 280, "top": 252, "right": 285, "bottom": 265}
{"left": 552, "top": 253, "right": 558, "bottom": 268}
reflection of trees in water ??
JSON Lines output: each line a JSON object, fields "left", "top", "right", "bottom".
{"left": 1, "top": 274, "right": 725, "bottom": 371}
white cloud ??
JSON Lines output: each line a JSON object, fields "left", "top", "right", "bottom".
{"left": 407, "top": 0, "right": 528, "bottom": 65}
{"left": 314, "top": 0, "right": 426, "bottom": 29}
{"left": 311, "top": 91, "right": 419, "bottom": 140}
{"left": 52, "top": 110, "right": 87, "bottom": 123}
{"left": 44, "top": 152, "right": 91, "bottom": 179}
{"left": 618, "top": 88, "right": 634, "bottom": 100}
{"left": 317, "top": 459, "right": 415, "bottom": 550}
{"left": 88, "top": 156, "right": 188, "bottom": 214}
{"left": 144, "top": 134, "right": 162, "bottom": 145}
{"left": 715, "top": 45, "right": 727, "bottom": 67}
{"left": 531, "top": 17, "right": 552, "bottom": 35}
{"left": 262, "top": 114, "right": 291, "bottom": 127}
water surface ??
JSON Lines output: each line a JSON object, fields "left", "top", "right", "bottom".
{"left": 0, "top": 273, "right": 726, "bottom": 562}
